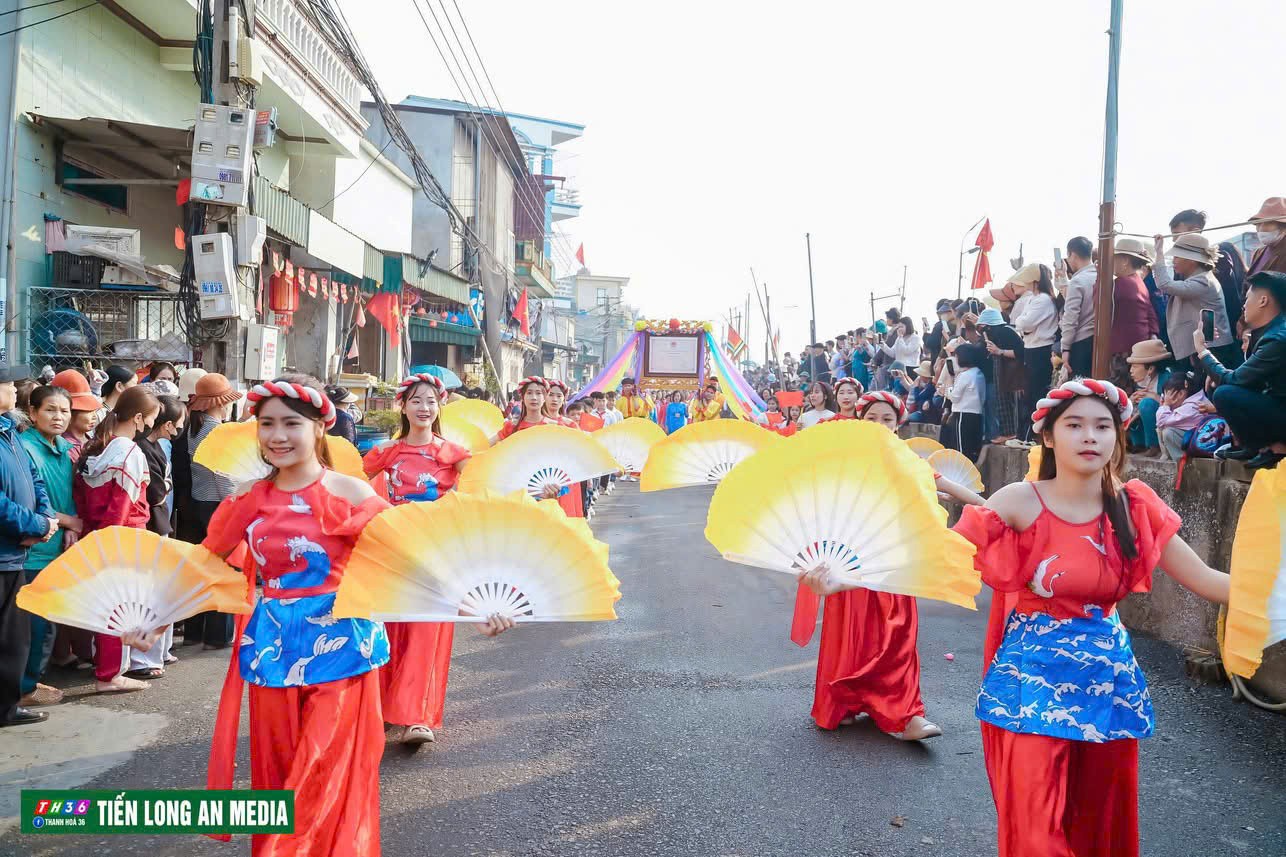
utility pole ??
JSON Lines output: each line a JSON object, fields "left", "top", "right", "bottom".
{"left": 901, "top": 265, "right": 908, "bottom": 315}
{"left": 744, "top": 292, "right": 751, "bottom": 367}
{"left": 805, "top": 232, "right": 817, "bottom": 346}
{"left": 212, "top": 0, "right": 254, "bottom": 382}
{"left": 1091, "top": 0, "right": 1124, "bottom": 379}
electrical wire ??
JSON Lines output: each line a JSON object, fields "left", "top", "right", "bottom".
{"left": 0, "top": 0, "right": 98, "bottom": 37}
{"left": 315, "top": 132, "right": 394, "bottom": 211}
{"left": 0, "top": 0, "right": 82, "bottom": 17}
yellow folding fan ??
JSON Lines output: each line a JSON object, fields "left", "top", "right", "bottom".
{"left": 193, "top": 419, "right": 366, "bottom": 482}
{"left": 334, "top": 490, "right": 620, "bottom": 623}
{"left": 927, "top": 449, "right": 985, "bottom": 493}
{"left": 438, "top": 416, "right": 491, "bottom": 453}
{"left": 905, "top": 436, "right": 945, "bottom": 460}
{"left": 441, "top": 398, "right": 505, "bottom": 439}
{"left": 16, "top": 527, "right": 250, "bottom": 636}
{"left": 640, "top": 419, "right": 781, "bottom": 491}
{"left": 1025, "top": 443, "right": 1043, "bottom": 481}
{"left": 1222, "top": 467, "right": 1286, "bottom": 678}
{"left": 705, "top": 420, "right": 979, "bottom": 609}
{"left": 594, "top": 417, "right": 666, "bottom": 473}
{"left": 456, "top": 424, "right": 620, "bottom": 498}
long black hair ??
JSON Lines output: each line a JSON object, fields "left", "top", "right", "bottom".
{"left": 806, "top": 381, "right": 837, "bottom": 412}
{"left": 395, "top": 380, "right": 443, "bottom": 439}
{"left": 80, "top": 385, "right": 159, "bottom": 464}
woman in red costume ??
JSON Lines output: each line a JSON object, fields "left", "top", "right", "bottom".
{"left": 74, "top": 385, "right": 160, "bottom": 694}
{"left": 362, "top": 373, "right": 470, "bottom": 746}
{"left": 495, "top": 376, "right": 581, "bottom": 515}
{"left": 820, "top": 377, "right": 864, "bottom": 421}
{"left": 794, "top": 390, "right": 982, "bottom": 741}
{"left": 946, "top": 379, "right": 1228, "bottom": 857}
{"left": 543, "top": 378, "right": 592, "bottom": 516}
{"left": 126, "top": 375, "right": 511, "bottom": 857}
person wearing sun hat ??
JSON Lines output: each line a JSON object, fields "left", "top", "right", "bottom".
{"left": 1124, "top": 338, "right": 1173, "bottom": 456}
{"left": 1197, "top": 270, "right": 1286, "bottom": 469}
{"left": 324, "top": 385, "right": 359, "bottom": 446}
{"left": 1110, "top": 238, "right": 1160, "bottom": 379}
{"left": 1152, "top": 232, "right": 1236, "bottom": 366}
{"left": 179, "top": 373, "right": 242, "bottom": 649}
{"left": 1247, "top": 197, "right": 1286, "bottom": 279}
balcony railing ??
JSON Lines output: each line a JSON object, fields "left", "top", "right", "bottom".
{"left": 257, "top": 0, "right": 363, "bottom": 116}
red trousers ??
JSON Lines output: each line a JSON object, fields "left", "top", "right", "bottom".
{"left": 810, "top": 588, "right": 925, "bottom": 733}
{"left": 247, "top": 671, "right": 385, "bottom": 857}
{"left": 379, "top": 622, "right": 454, "bottom": 728}
{"left": 94, "top": 633, "right": 125, "bottom": 682}
{"left": 984, "top": 724, "right": 1139, "bottom": 857}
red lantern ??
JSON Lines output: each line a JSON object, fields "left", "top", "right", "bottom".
{"left": 268, "top": 270, "right": 298, "bottom": 314}
{"left": 669, "top": 318, "right": 680, "bottom": 331}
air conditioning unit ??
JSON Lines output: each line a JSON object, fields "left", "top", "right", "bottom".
{"left": 64, "top": 225, "right": 141, "bottom": 257}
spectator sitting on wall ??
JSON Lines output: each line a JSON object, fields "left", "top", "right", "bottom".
{"left": 906, "top": 361, "right": 942, "bottom": 424}
{"left": 1169, "top": 209, "right": 1247, "bottom": 331}
{"left": 1124, "top": 338, "right": 1172, "bottom": 457}
{"left": 1196, "top": 270, "right": 1286, "bottom": 469}
{"left": 1154, "top": 233, "right": 1239, "bottom": 369}
{"left": 1154, "top": 371, "right": 1209, "bottom": 462}
{"left": 1057, "top": 236, "right": 1099, "bottom": 379}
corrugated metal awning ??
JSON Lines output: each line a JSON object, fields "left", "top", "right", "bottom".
{"left": 363, "top": 243, "right": 384, "bottom": 284}
{"left": 408, "top": 317, "right": 481, "bottom": 346}
{"left": 403, "top": 255, "right": 469, "bottom": 303}
{"left": 253, "top": 176, "right": 309, "bottom": 246}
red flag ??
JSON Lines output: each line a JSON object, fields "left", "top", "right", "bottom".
{"left": 970, "top": 218, "right": 994, "bottom": 290}
{"left": 970, "top": 252, "right": 993, "bottom": 291}
{"left": 514, "top": 287, "right": 530, "bottom": 337}
{"left": 575, "top": 243, "right": 585, "bottom": 266}
{"left": 975, "top": 218, "right": 994, "bottom": 252}
{"left": 726, "top": 325, "right": 745, "bottom": 357}
{"left": 366, "top": 292, "right": 401, "bottom": 348}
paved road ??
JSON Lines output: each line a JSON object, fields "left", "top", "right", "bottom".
{"left": 2, "top": 482, "right": 1284, "bottom": 856}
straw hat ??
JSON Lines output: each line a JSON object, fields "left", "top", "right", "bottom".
{"left": 914, "top": 360, "right": 934, "bottom": 379}
{"left": 186, "top": 372, "right": 241, "bottom": 412}
{"left": 177, "top": 368, "right": 207, "bottom": 403}
{"left": 1169, "top": 233, "right": 1219, "bottom": 267}
{"left": 1249, "top": 197, "right": 1286, "bottom": 225}
{"left": 1125, "top": 338, "right": 1173, "bottom": 364}
{"left": 50, "top": 369, "right": 102, "bottom": 411}
{"left": 1006, "top": 263, "right": 1042, "bottom": 287}
{"left": 1115, "top": 237, "right": 1153, "bottom": 264}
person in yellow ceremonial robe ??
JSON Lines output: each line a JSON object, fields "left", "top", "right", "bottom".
{"left": 689, "top": 384, "right": 723, "bottom": 422}
{"left": 616, "top": 379, "right": 654, "bottom": 419}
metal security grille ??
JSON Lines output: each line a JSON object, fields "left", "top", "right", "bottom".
{"left": 26, "top": 286, "right": 192, "bottom": 370}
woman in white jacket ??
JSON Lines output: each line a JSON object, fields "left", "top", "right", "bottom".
{"left": 881, "top": 317, "right": 923, "bottom": 371}
{"left": 1010, "top": 264, "right": 1059, "bottom": 440}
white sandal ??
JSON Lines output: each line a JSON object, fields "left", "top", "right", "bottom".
{"left": 888, "top": 716, "right": 942, "bottom": 741}
{"left": 401, "top": 724, "right": 435, "bottom": 745}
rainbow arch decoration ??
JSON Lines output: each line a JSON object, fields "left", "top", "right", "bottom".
{"left": 571, "top": 319, "right": 766, "bottom": 422}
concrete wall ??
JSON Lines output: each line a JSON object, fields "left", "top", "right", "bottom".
{"left": 360, "top": 105, "right": 455, "bottom": 263}
{"left": 906, "top": 423, "right": 1286, "bottom": 702}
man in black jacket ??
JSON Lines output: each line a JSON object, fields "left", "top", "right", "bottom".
{"left": 1197, "top": 271, "right": 1286, "bottom": 469}
{"left": 0, "top": 364, "right": 57, "bottom": 727}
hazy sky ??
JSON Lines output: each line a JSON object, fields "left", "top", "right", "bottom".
{"left": 342, "top": 0, "right": 1280, "bottom": 358}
